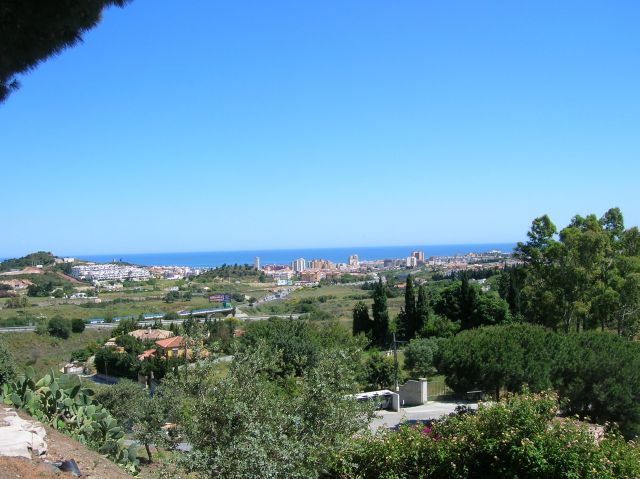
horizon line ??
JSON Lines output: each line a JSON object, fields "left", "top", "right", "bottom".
{"left": 66, "top": 241, "right": 520, "bottom": 258}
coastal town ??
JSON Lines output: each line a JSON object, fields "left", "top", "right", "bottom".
{"left": 27, "top": 248, "right": 520, "bottom": 289}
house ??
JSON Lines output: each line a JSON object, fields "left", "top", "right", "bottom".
{"left": 63, "top": 362, "right": 85, "bottom": 375}
{"left": 138, "top": 349, "right": 156, "bottom": 361}
{"left": 154, "top": 336, "right": 208, "bottom": 360}
{"left": 128, "top": 328, "right": 173, "bottom": 342}
{"left": 155, "top": 336, "right": 186, "bottom": 358}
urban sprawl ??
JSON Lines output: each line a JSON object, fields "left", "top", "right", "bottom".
{"left": 67, "top": 249, "right": 521, "bottom": 286}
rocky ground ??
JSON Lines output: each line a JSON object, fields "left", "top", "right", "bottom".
{"left": 0, "top": 407, "right": 132, "bottom": 479}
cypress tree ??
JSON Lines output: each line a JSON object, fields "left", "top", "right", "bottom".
{"left": 372, "top": 278, "right": 390, "bottom": 347}
{"left": 414, "top": 284, "right": 430, "bottom": 337}
{"left": 402, "top": 275, "right": 417, "bottom": 339}
{"left": 459, "top": 272, "right": 478, "bottom": 329}
{"left": 352, "top": 301, "right": 372, "bottom": 338}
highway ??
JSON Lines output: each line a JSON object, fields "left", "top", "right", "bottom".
{"left": 0, "top": 311, "right": 299, "bottom": 333}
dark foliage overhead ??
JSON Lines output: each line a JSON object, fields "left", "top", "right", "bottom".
{"left": 0, "top": 0, "right": 130, "bottom": 102}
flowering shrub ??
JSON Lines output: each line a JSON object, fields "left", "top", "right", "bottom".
{"left": 328, "top": 391, "right": 640, "bottom": 478}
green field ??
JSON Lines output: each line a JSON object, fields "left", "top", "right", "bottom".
{"left": 0, "top": 277, "right": 411, "bottom": 375}
{"left": 247, "top": 283, "right": 406, "bottom": 329}
{"left": 0, "top": 277, "right": 277, "bottom": 326}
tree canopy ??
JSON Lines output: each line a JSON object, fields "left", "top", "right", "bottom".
{"left": 511, "top": 208, "right": 640, "bottom": 335}
{"left": 0, "top": 1, "right": 130, "bottom": 102}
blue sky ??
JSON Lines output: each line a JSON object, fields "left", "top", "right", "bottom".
{"left": 1, "top": 0, "right": 639, "bottom": 257}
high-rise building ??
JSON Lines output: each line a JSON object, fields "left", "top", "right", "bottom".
{"left": 406, "top": 256, "right": 418, "bottom": 268}
{"left": 292, "top": 258, "right": 306, "bottom": 273}
{"left": 348, "top": 254, "right": 359, "bottom": 267}
{"left": 254, "top": 256, "right": 260, "bottom": 270}
{"left": 411, "top": 250, "right": 425, "bottom": 263}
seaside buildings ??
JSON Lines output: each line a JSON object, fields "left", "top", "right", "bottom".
{"left": 406, "top": 256, "right": 418, "bottom": 268}
{"left": 348, "top": 254, "right": 359, "bottom": 267}
{"left": 70, "top": 263, "right": 151, "bottom": 282}
{"left": 254, "top": 256, "right": 260, "bottom": 270}
{"left": 411, "top": 250, "right": 425, "bottom": 264}
{"left": 292, "top": 258, "right": 306, "bottom": 273}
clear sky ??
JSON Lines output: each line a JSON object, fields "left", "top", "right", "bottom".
{"left": 1, "top": 0, "right": 639, "bottom": 257}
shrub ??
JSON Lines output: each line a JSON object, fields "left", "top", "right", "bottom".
{"left": 71, "top": 318, "right": 86, "bottom": 333}
{"left": 0, "top": 339, "right": 16, "bottom": 386}
{"left": 330, "top": 391, "right": 640, "bottom": 478}
{"left": 47, "top": 316, "right": 71, "bottom": 339}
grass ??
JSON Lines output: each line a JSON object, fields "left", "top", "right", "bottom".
{"left": 0, "top": 277, "right": 279, "bottom": 324}
{"left": 1, "top": 329, "right": 111, "bottom": 376}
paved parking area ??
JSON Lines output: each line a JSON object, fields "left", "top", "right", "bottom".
{"left": 370, "top": 400, "right": 477, "bottom": 432}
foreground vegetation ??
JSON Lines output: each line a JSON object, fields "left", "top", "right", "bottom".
{"left": 330, "top": 391, "right": 640, "bottom": 479}
{"left": 0, "top": 208, "right": 639, "bottom": 477}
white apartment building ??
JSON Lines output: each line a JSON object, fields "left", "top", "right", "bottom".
{"left": 70, "top": 264, "right": 151, "bottom": 282}
{"left": 292, "top": 258, "right": 306, "bottom": 273}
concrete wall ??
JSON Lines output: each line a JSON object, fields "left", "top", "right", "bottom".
{"left": 399, "top": 378, "right": 428, "bottom": 407}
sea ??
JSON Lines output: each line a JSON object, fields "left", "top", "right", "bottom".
{"left": 75, "top": 243, "right": 517, "bottom": 268}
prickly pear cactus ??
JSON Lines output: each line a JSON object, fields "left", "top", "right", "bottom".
{"left": 2, "top": 368, "right": 139, "bottom": 474}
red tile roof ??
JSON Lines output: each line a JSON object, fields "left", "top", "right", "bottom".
{"left": 138, "top": 349, "right": 156, "bottom": 361}
{"left": 155, "top": 336, "right": 185, "bottom": 349}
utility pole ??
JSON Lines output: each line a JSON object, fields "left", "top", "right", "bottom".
{"left": 392, "top": 332, "right": 406, "bottom": 392}
{"left": 392, "top": 332, "right": 399, "bottom": 392}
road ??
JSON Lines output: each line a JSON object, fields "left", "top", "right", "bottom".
{"left": 0, "top": 311, "right": 299, "bottom": 333}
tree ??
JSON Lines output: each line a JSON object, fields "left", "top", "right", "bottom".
{"left": 414, "top": 285, "right": 430, "bottom": 337}
{"left": 166, "top": 343, "right": 373, "bottom": 478}
{"left": 352, "top": 301, "right": 372, "bottom": 339}
{"left": 94, "top": 379, "right": 148, "bottom": 432}
{"left": 554, "top": 331, "right": 640, "bottom": 438}
{"left": 403, "top": 337, "right": 441, "bottom": 378}
{"left": 0, "top": 1, "right": 131, "bottom": 102}
{"left": 361, "top": 353, "right": 397, "bottom": 391}
{"left": 497, "top": 267, "right": 525, "bottom": 316}
{"left": 164, "top": 291, "right": 180, "bottom": 302}
{"left": 239, "top": 317, "right": 359, "bottom": 377}
{"left": 47, "top": 316, "right": 71, "bottom": 339}
{"left": 0, "top": 339, "right": 17, "bottom": 386}
{"left": 112, "top": 318, "right": 138, "bottom": 336}
{"left": 133, "top": 395, "right": 167, "bottom": 463}
{"left": 437, "top": 324, "right": 557, "bottom": 400}
{"left": 514, "top": 209, "right": 640, "bottom": 335}
{"left": 397, "top": 275, "right": 417, "bottom": 340}
{"left": 371, "top": 278, "right": 390, "bottom": 348}
{"left": 71, "top": 318, "right": 85, "bottom": 333}
{"left": 433, "top": 279, "right": 510, "bottom": 330}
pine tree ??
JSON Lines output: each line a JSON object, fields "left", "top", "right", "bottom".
{"left": 371, "top": 278, "right": 390, "bottom": 347}
{"left": 352, "top": 301, "right": 372, "bottom": 338}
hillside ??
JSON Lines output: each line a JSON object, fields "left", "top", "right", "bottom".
{"left": 0, "top": 408, "right": 132, "bottom": 479}
{"left": 3, "top": 329, "right": 111, "bottom": 376}
{"left": 0, "top": 252, "right": 56, "bottom": 272}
